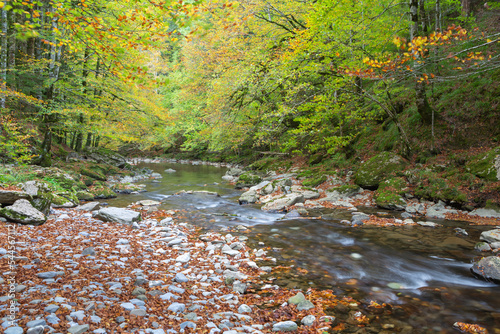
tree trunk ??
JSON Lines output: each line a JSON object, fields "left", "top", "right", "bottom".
{"left": 85, "top": 132, "right": 92, "bottom": 147}
{"left": 435, "top": 0, "right": 441, "bottom": 31}
{"left": 1, "top": 7, "right": 7, "bottom": 108}
{"left": 409, "top": 0, "right": 419, "bottom": 40}
{"left": 75, "top": 113, "right": 84, "bottom": 152}
{"left": 8, "top": 11, "right": 15, "bottom": 89}
{"left": 70, "top": 131, "right": 77, "bottom": 150}
{"left": 415, "top": 81, "right": 433, "bottom": 124}
{"left": 419, "top": 0, "right": 428, "bottom": 35}
{"left": 39, "top": 124, "right": 52, "bottom": 167}
{"left": 461, "top": 0, "right": 471, "bottom": 16}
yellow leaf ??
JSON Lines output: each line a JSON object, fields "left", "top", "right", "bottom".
{"left": 486, "top": 39, "right": 492, "bottom": 43}
{"left": 0, "top": 2, "right": 4, "bottom": 8}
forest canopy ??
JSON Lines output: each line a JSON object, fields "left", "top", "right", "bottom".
{"left": 0, "top": 0, "right": 499, "bottom": 164}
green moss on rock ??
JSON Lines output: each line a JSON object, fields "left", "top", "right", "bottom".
{"left": 89, "top": 186, "right": 117, "bottom": 199}
{"left": 235, "top": 173, "right": 262, "bottom": 189}
{"left": 302, "top": 175, "right": 327, "bottom": 187}
{"left": 374, "top": 177, "right": 408, "bottom": 210}
{"left": 328, "top": 184, "right": 361, "bottom": 196}
{"left": 79, "top": 167, "right": 107, "bottom": 181}
{"left": 465, "top": 146, "right": 500, "bottom": 181}
{"left": 354, "top": 152, "right": 407, "bottom": 189}
{"left": 413, "top": 170, "right": 467, "bottom": 205}
{"left": 76, "top": 191, "right": 94, "bottom": 201}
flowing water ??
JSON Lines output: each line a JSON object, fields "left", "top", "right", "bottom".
{"left": 106, "top": 162, "right": 500, "bottom": 332}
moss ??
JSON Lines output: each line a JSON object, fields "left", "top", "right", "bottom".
{"left": 249, "top": 156, "right": 292, "bottom": 171}
{"left": 82, "top": 176, "right": 94, "bottom": 187}
{"left": 465, "top": 146, "right": 500, "bottom": 181}
{"left": 76, "top": 191, "right": 94, "bottom": 201}
{"left": 89, "top": 186, "right": 117, "bottom": 199}
{"left": 354, "top": 152, "right": 407, "bottom": 189}
{"left": 54, "top": 191, "right": 78, "bottom": 205}
{"left": 413, "top": 170, "right": 467, "bottom": 205}
{"left": 235, "top": 172, "right": 262, "bottom": 189}
{"left": 30, "top": 194, "right": 52, "bottom": 215}
{"left": 302, "top": 175, "right": 327, "bottom": 187}
{"left": 328, "top": 184, "right": 361, "bottom": 196}
{"left": 374, "top": 177, "right": 408, "bottom": 210}
{"left": 79, "top": 167, "right": 107, "bottom": 181}
{"left": 111, "top": 183, "right": 144, "bottom": 193}
{"left": 43, "top": 171, "right": 85, "bottom": 191}
{"left": 51, "top": 194, "right": 72, "bottom": 206}
{"left": 485, "top": 200, "right": 500, "bottom": 211}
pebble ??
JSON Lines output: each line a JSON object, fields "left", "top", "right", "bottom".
{"left": 5, "top": 327, "right": 24, "bottom": 334}
{"left": 36, "top": 271, "right": 62, "bottom": 279}
{"left": 272, "top": 321, "right": 298, "bottom": 331}
{"left": 46, "top": 314, "right": 60, "bottom": 325}
{"left": 301, "top": 315, "right": 316, "bottom": 326}
{"left": 81, "top": 247, "right": 95, "bottom": 256}
{"left": 68, "top": 324, "right": 90, "bottom": 334}
{"left": 168, "top": 302, "right": 186, "bottom": 313}
{"left": 70, "top": 311, "right": 86, "bottom": 321}
{"left": 26, "top": 326, "right": 44, "bottom": 334}
{"left": 238, "top": 304, "right": 252, "bottom": 313}
{"left": 44, "top": 304, "right": 59, "bottom": 313}
{"left": 120, "top": 302, "right": 136, "bottom": 311}
{"left": 131, "top": 309, "right": 147, "bottom": 316}
{"left": 174, "top": 272, "right": 189, "bottom": 283}
{"left": 176, "top": 253, "right": 190, "bottom": 263}
{"left": 26, "top": 320, "right": 46, "bottom": 328}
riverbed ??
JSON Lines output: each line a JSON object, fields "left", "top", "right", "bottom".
{"left": 107, "top": 162, "right": 500, "bottom": 332}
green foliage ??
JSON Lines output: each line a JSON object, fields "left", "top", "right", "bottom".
{"left": 0, "top": 166, "right": 36, "bottom": 185}
{"left": 0, "top": 114, "right": 36, "bottom": 164}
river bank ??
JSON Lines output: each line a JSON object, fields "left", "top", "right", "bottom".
{"left": 0, "top": 204, "right": 402, "bottom": 334}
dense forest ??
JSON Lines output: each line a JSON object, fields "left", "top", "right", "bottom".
{"left": 0, "top": 0, "right": 499, "bottom": 165}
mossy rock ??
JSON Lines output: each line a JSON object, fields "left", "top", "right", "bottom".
{"left": 250, "top": 157, "right": 279, "bottom": 171}
{"left": 30, "top": 195, "right": 52, "bottom": 216}
{"left": 465, "top": 146, "right": 500, "bottom": 181}
{"left": 79, "top": 167, "right": 107, "bottom": 181}
{"left": 50, "top": 191, "right": 78, "bottom": 207}
{"left": 374, "top": 177, "right": 408, "bottom": 210}
{"left": 302, "top": 175, "right": 327, "bottom": 187}
{"left": 297, "top": 170, "right": 314, "bottom": 180}
{"left": 89, "top": 186, "right": 117, "bottom": 199}
{"left": 82, "top": 176, "right": 94, "bottom": 187}
{"left": 83, "top": 147, "right": 128, "bottom": 168}
{"left": 354, "top": 152, "right": 407, "bottom": 189}
{"left": 43, "top": 171, "right": 86, "bottom": 191}
{"left": 235, "top": 173, "right": 262, "bottom": 189}
{"left": 111, "top": 183, "right": 145, "bottom": 194}
{"left": 328, "top": 184, "right": 361, "bottom": 197}
{"left": 413, "top": 170, "right": 467, "bottom": 205}
{"left": 76, "top": 191, "right": 94, "bottom": 201}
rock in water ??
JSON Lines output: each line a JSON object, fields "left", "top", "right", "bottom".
{"left": 471, "top": 256, "right": 500, "bottom": 283}
{"left": 480, "top": 229, "right": 500, "bottom": 243}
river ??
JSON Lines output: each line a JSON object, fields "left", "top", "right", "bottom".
{"left": 106, "top": 162, "right": 500, "bottom": 332}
